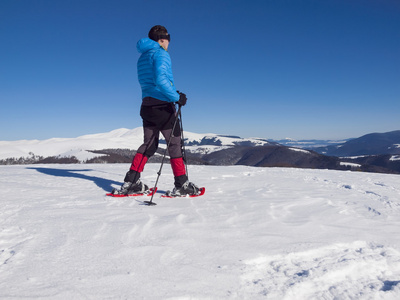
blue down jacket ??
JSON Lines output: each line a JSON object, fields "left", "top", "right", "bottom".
{"left": 136, "top": 38, "right": 179, "bottom": 103}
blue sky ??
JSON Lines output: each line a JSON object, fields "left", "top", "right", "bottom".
{"left": 1, "top": 0, "right": 399, "bottom": 141}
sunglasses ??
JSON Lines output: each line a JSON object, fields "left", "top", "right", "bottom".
{"left": 157, "top": 34, "right": 171, "bottom": 42}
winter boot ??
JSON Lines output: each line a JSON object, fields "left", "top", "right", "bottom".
{"left": 124, "top": 169, "right": 140, "bottom": 183}
{"left": 112, "top": 179, "right": 149, "bottom": 195}
{"left": 170, "top": 180, "right": 200, "bottom": 197}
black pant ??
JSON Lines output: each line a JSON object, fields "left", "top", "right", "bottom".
{"left": 138, "top": 103, "right": 182, "bottom": 159}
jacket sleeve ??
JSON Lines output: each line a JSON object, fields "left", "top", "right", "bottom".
{"left": 153, "top": 50, "right": 180, "bottom": 102}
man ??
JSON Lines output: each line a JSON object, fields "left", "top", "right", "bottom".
{"left": 112, "top": 25, "right": 199, "bottom": 196}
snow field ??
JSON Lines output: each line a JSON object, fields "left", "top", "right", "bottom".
{"left": 1, "top": 164, "right": 400, "bottom": 299}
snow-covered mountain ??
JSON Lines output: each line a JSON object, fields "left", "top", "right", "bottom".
{"left": 0, "top": 128, "right": 144, "bottom": 161}
{"left": 0, "top": 127, "right": 271, "bottom": 161}
{"left": 270, "top": 137, "right": 350, "bottom": 148}
{"left": 1, "top": 128, "right": 400, "bottom": 174}
{"left": 1, "top": 163, "right": 400, "bottom": 298}
{"left": 313, "top": 130, "right": 400, "bottom": 157}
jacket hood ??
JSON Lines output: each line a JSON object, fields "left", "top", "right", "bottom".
{"left": 137, "top": 38, "right": 160, "bottom": 54}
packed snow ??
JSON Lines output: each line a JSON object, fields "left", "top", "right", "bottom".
{"left": 1, "top": 164, "right": 400, "bottom": 299}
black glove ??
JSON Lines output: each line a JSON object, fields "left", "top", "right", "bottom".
{"left": 177, "top": 91, "right": 187, "bottom": 107}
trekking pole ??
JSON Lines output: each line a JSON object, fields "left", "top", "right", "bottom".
{"left": 144, "top": 104, "right": 183, "bottom": 206}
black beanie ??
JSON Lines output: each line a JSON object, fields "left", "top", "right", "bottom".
{"left": 148, "top": 25, "right": 170, "bottom": 41}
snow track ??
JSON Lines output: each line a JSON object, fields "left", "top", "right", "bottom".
{"left": 1, "top": 164, "right": 400, "bottom": 299}
{"left": 241, "top": 241, "right": 400, "bottom": 299}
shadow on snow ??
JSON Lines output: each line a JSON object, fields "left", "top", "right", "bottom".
{"left": 27, "top": 167, "right": 121, "bottom": 192}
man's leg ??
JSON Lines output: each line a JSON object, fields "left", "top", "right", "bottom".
{"left": 161, "top": 127, "right": 188, "bottom": 188}
{"left": 125, "top": 126, "right": 159, "bottom": 183}
{"left": 111, "top": 127, "right": 160, "bottom": 195}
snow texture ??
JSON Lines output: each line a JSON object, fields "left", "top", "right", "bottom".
{"left": 1, "top": 164, "right": 400, "bottom": 299}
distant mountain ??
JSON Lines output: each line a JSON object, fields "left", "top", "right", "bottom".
{"left": 270, "top": 138, "right": 350, "bottom": 148}
{"left": 340, "top": 154, "right": 400, "bottom": 174}
{"left": 0, "top": 128, "right": 145, "bottom": 161}
{"left": 0, "top": 128, "right": 272, "bottom": 163}
{"left": 313, "top": 130, "right": 400, "bottom": 157}
{"left": 181, "top": 131, "right": 272, "bottom": 147}
{"left": 1, "top": 128, "right": 399, "bottom": 174}
{"left": 200, "top": 145, "right": 342, "bottom": 170}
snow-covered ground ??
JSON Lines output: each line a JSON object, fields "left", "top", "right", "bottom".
{"left": 1, "top": 164, "right": 400, "bottom": 299}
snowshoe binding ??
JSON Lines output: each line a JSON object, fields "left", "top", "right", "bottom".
{"left": 107, "top": 179, "right": 152, "bottom": 197}
{"left": 163, "top": 181, "right": 205, "bottom": 198}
